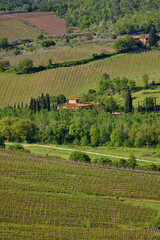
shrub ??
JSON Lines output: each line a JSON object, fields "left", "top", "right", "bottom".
{"left": 95, "top": 157, "right": 112, "bottom": 165}
{"left": 13, "top": 49, "right": 21, "bottom": 55}
{"left": 0, "top": 37, "right": 8, "bottom": 48}
{"left": 118, "top": 158, "right": 127, "bottom": 167}
{"left": 41, "top": 39, "right": 56, "bottom": 47}
{"left": 0, "top": 60, "right": 10, "bottom": 72}
{"left": 17, "top": 59, "right": 33, "bottom": 74}
{"left": 36, "top": 33, "right": 44, "bottom": 40}
{"left": 126, "top": 153, "right": 137, "bottom": 168}
{"left": 69, "top": 151, "right": 91, "bottom": 163}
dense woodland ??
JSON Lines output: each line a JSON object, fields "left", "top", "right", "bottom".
{"left": 0, "top": 0, "right": 160, "bottom": 33}
{"left": 0, "top": 105, "right": 160, "bottom": 150}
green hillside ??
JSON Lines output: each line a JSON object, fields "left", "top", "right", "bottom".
{"left": 0, "top": 19, "right": 41, "bottom": 42}
{"left": 0, "top": 50, "right": 159, "bottom": 108}
{"left": 0, "top": 149, "right": 160, "bottom": 239}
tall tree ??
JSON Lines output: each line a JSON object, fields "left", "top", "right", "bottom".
{"left": 148, "top": 27, "right": 158, "bottom": 46}
{"left": 124, "top": 88, "right": 132, "bottom": 113}
{"left": 45, "top": 93, "right": 50, "bottom": 111}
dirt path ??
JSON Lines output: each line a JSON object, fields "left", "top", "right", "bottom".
{"left": 6, "top": 143, "right": 160, "bottom": 164}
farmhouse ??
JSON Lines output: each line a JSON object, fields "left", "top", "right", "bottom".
{"left": 132, "top": 36, "right": 148, "bottom": 46}
{"left": 57, "top": 98, "right": 91, "bottom": 110}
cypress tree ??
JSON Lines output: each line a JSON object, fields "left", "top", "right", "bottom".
{"left": 40, "top": 93, "right": 46, "bottom": 109}
{"left": 33, "top": 99, "right": 36, "bottom": 112}
{"left": 148, "top": 27, "right": 157, "bottom": 46}
{"left": 124, "top": 89, "right": 132, "bottom": 113}
{"left": 36, "top": 99, "right": 40, "bottom": 112}
{"left": 45, "top": 93, "right": 50, "bottom": 111}
{"left": 29, "top": 98, "right": 33, "bottom": 110}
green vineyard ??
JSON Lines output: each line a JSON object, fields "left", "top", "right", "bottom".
{"left": 0, "top": 50, "right": 159, "bottom": 107}
{"left": 0, "top": 149, "right": 160, "bottom": 239}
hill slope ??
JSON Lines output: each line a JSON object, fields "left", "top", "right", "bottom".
{"left": 0, "top": 149, "right": 160, "bottom": 239}
{"left": 0, "top": 12, "right": 66, "bottom": 39}
{"left": 0, "top": 50, "right": 159, "bottom": 107}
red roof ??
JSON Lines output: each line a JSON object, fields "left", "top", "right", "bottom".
{"left": 58, "top": 103, "right": 90, "bottom": 107}
{"left": 68, "top": 98, "right": 79, "bottom": 100}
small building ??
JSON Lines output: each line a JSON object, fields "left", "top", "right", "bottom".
{"left": 57, "top": 98, "right": 91, "bottom": 111}
{"left": 132, "top": 36, "right": 148, "bottom": 46}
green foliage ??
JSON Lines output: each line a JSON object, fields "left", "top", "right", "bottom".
{"left": 94, "top": 157, "right": 112, "bottom": 165}
{"left": 118, "top": 158, "right": 127, "bottom": 167}
{"left": 0, "top": 60, "right": 10, "bottom": 72}
{"left": 84, "top": 33, "right": 93, "bottom": 41}
{"left": 0, "top": 36, "right": 8, "bottom": 48}
{"left": 23, "top": 4, "right": 32, "bottom": 12}
{"left": 36, "top": 33, "right": 44, "bottom": 40}
{"left": 150, "top": 218, "right": 160, "bottom": 230}
{"left": 7, "top": 143, "right": 31, "bottom": 152}
{"left": 124, "top": 89, "right": 132, "bottom": 113}
{"left": 41, "top": 39, "right": 56, "bottom": 48}
{"left": 90, "top": 125, "right": 100, "bottom": 146}
{"left": 113, "top": 36, "right": 135, "bottom": 51}
{"left": 110, "top": 129, "right": 124, "bottom": 147}
{"left": 148, "top": 27, "right": 158, "bottom": 46}
{"left": 126, "top": 153, "right": 137, "bottom": 168}
{"left": 17, "top": 59, "right": 33, "bottom": 74}
{"left": 141, "top": 74, "right": 149, "bottom": 89}
{"left": 0, "top": 133, "right": 5, "bottom": 148}
{"left": 13, "top": 48, "right": 21, "bottom": 55}
{"left": 69, "top": 151, "right": 91, "bottom": 162}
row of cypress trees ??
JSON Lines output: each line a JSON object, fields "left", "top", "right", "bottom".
{"left": 29, "top": 93, "right": 50, "bottom": 112}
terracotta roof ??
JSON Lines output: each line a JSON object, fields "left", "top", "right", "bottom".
{"left": 68, "top": 98, "right": 79, "bottom": 100}
{"left": 58, "top": 103, "right": 90, "bottom": 107}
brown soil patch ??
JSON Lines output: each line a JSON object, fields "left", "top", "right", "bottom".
{"left": 0, "top": 12, "right": 66, "bottom": 35}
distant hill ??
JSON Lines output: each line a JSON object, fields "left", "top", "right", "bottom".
{"left": 0, "top": 0, "right": 160, "bottom": 33}
{"left": 0, "top": 49, "right": 159, "bottom": 108}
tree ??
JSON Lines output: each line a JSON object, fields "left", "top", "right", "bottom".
{"left": 17, "top": 59, "right": 33, "bottom": 74}
{"left": 69, "top": 151, "right": 91, "bottom": 163}
{"left": 105, "top": 97, "right": 117, "bottom": 113}
{"left": 124, "top": 89, "right": 132, "bottom": 113}
{"left": 90, "top": 125, "right": 100, "bottom": 146}
{"left": 142, "top": 74, "right": 149, "bottom": 89}
{"left": 148, "top": 27, "right": 158, "bottom": 46}
{"left": 113, "top": 35, "right": 135, "bottom": 51}
{"left": 0, "top": 37, "right": 8, "bottom": 48}
{"left": 0, "top": 133, "right": 5, "bottom": 148}
{"left": 0, "top": 60, "right": 10, "bottom": 72}
{"left": 97, "top": 73, "right": 112, "bottom": 95}
{"left": 0, "top": 117, "right": 18, "bottom": 142}
{"left": 11, "top": 119, "right": 37, "bottom": 143}
{"left": 110, "top": 129, "right": 123, "bottom": 147}
{"left": 126, "top": 153, "right": 137, "bottom": 168}
{"left": 23, "top": 4, "right": 32, "bottom": 12}
{"left": 45, "top": 93, "right": 50, "bottom": 111}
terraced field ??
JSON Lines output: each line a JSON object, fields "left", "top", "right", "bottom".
{"left": 0, "top": 50, "right": 159, "bottom": 107}
{"left": 0, "top": 149, "right": 160, "bottom": 239}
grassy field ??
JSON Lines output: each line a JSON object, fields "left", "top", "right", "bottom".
{"left": 0, "top": 19, "right": 41, "bottom": 42}
{"left": 23, "top": 144, "right": 160, "bottom": 166}
{"left": 0, "top": 149, "right": 160, "bottom": 239}
{"left": 0, "top": 49, "right": 159, "bottom": 108}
